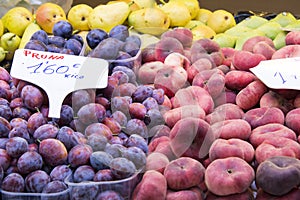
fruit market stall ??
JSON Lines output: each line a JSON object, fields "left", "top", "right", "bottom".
{"left": 0, "top": 0, "right": 300, "bottom": 199}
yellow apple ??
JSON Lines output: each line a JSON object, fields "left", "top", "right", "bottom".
{"left": 1, "top": 7, "right": 34, "bottom": 37}
{"left": 128, "top": 7, "right": 170, "bottom": 36}
{"left": 35, "top": 3, "right": 67, "bottom": 34}
{"left": 207, "top": 9, "right": 236, "bottom": 34}
{"left": 67, "top": 4, "right": 93, "bottom": 31}
{"left": 88, "top": 2, "right": 130, "bottom": 32}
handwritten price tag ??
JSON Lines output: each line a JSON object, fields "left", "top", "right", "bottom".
{"left": 250, "top": 57, "right": 300, "bottom": 90}
{"left": 10, "top": 49, "right": 109, "bottom": 118}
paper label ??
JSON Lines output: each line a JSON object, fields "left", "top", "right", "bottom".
{"left": 10, "top": 49, "right": 109, "bottom": 118}
{"left": 250, "top": 57, "right": 300, "bottom": 90}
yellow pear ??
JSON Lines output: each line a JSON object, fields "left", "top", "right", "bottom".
{"left": 160, "top": 1, "right": 191, "bottom": 27}
{"left": 110, "top": 0, "right": 140, "bottom": 12}
{"left": 128, "top": 7, "right": 170, "bottom": 36}
{"left": 184, "top": 20, "right": 205, "bottom": 29}
{"left": 237, "top": 15, "right": 268, "bottom": 29}
{"left": 67, "top": 4, "right": 93, "bottom": 31}
{"left": 0, "top": 19, "right": 4, "bottom": 38}
{"left": 190, "top": 24, "right": 216, "bottom": 40}
{"left": 133, "top": 0, "right": 157, "bottom": 8}
{"left": 170, "top": 0, "right": 200, "bottom": 19}
{"left": 19, "top": 22, "right": 41, "bottom": 49}
{"left": 206, "top": 9, "right": 236, "bottom": 34}
{"left": 1, "top": 7, "right": 34, "bottom": 37}
{"left": 195, "top": 8, "right": 212, "bottom": 24}
{"left": 76, "top": 30, "right": 92, "bottom": 55}
{"left": 270, "top": 12, "right": 297, "bottom": 27}
{"left": 88, "top": 2, "right": 130, "bottom": 32}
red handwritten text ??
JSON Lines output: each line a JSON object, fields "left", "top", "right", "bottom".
{"left": 23, "top": 50, "right": 64, "bottom": 60}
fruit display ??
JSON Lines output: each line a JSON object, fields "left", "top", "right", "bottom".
{"left": 0, "top": 0, "right": 300, "bottom": 199}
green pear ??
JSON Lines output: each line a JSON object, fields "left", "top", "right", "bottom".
{"left": 235, "top": 29, "right": 265, "bottom": 50}
{"left": 273, "top": 31, "right": 287, "bottom": 50}
{"left": 255, "top": 21, "right": 282, "bottom": 40}
{"left": 237, "top": 15, "right": 268, "bottom": 29}
{"left": 213, "top": 33, "right": 236, "bottom": 48}
{"left": 0, "top": 47, "right": 7, "bottom": 63}
{"left": 1, "top": 7, "right": 34, "bottom": 37}
{"left": 0, "top": 32, "right": 21, "bottom": 60}
{"left": 224, "top": 25, "right": 253, "bottom": 38}
{"left": 283, "top": 19, "right": 300, "bottom": 31}
{"left": 88, "top": 2, "right": 130, "bottom": 32}
{"left": 270, "top": 12, "right": 297, "bottom": 27}
{"left": 129, "top": 29, "right": 160, "bottom": 49}
{"left": 128, "top": 7, "right": 170, "bottom": 36}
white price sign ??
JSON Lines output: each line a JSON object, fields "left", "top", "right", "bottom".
{"left": 250, "top": 57, "right": 300, "bottom": 90}
{"left": 10, "top": 49, "right": 109, "bottom": 118}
